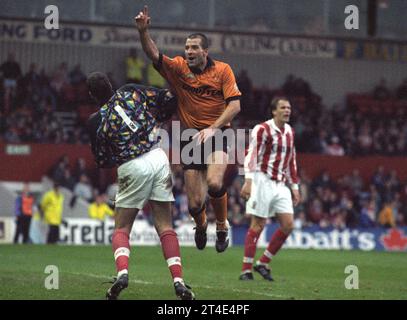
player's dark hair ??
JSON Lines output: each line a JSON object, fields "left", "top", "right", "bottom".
{"left": 187, "top": 33, "right": 209, "bottom": 49}
{"left": 270, "top": 96, "right": 289, "bottom": 112}
{"left": 87, "top": 72, "right": 114, "bottom": 105}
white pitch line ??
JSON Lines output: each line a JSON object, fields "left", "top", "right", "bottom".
{"left": 71, "top": 272, "right": 287, "bottom": 299}
{"left": 69, "top": 272, "right": 153, "bottom": 285}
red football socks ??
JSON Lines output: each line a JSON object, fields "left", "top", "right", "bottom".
{"left": 259, "top": 228, "right": 289, "bottom": 264}
{"left": 242, "top": 228, "right": 261, "bottom": 272}
{"left": 112, "top": 228, "right": 130, "bottom": 275}
{"left": 160, "top": 229, "right": 183, "bottom": 283}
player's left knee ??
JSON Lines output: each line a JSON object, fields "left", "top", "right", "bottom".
{"left": 208, "top": 183, "right": 226, "bottom": 198}
{"left": 207, "top": 178, "right": 223, "bottom": 191}
{"left": 207, "top": 175, "right": 224, "bottom": 195}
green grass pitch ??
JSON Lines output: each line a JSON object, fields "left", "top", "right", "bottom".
{"left": 0, "top": 245, "right": 406, "bottom": 300}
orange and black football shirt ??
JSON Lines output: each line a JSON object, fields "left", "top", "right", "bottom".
{"left": 155, "top": 54, "right": 241, "bottom": 129}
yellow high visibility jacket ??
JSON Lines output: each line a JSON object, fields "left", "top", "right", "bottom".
{"left": 88, "top": 202, "right": 114, "bottom": 221}
{"left": 41, "top": 190, "right": 64, "bottom": 226}
{"left": 147, "top": 63, "right": 166, "bottom": 88}
{"left": 126, "top": 57, "right": 145, "bottom": 81}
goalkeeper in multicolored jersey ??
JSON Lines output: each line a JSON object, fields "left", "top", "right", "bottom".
{"left": 86, "top": 72, "right": 195, "bottom": 300}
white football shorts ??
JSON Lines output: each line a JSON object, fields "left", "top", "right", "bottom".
{"left": 246, "top": 172, "right": 294, "bottom": 218}
{"left": 115, "top": 148, "right": 174, "bottom": 209}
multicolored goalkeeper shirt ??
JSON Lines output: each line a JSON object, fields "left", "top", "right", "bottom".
{"left": 88, "top": 84, "right": 170, "bottom": 168}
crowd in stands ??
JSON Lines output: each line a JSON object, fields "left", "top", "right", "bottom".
{"left": 48, "top": 150, "right": 407, "bottom": 229}
{"left": 0, "top": 54, "right": 92, "bottom": 144}
{"left": 2, "top": 55, "right": 407, "bottom": 229}
{"left": 236, "top": 72, "right": 407, "bottom": 157}
{"left": 2, "top": 54, "right": 407, "bottom": 157}
{"left": 293, "top": 167, "right": 407, "bottom": 229}
{"left": 168, "top": 163, "right": 407, "bottom": 229}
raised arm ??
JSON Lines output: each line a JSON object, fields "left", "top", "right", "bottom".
{"left": 134, "top": 5, "right": 159, "bottom": 64}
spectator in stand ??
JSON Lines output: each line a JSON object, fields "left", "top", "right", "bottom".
{"left": 294, "top": 211, "right": 308, "bottom": 229}
{"left": 378, "top": 200, "right": 396, "bottom": 228}
{"left": 125, "top": 48, "right": 145, "bottom": 84}
{"left": 88, "top": 194, "right": 115, "bottom": 221}
{"left": 282, "top": 74, "right": 296, "bottom": 97}
{"left": 372, "top": 78, "right": 391, "bottom": 101}
{"left": 69, "top": 64, "right": 86, "bottom": 86}
{"left": 313, "top": 129, "right": 329, "bottom": 153}
{"left": 0, "top": 52, "right": 22, "bottom": 114}
{"left": 73, "top": 158, "right": 88, "bottom": 181}
{"left": 396, "top": 212, "right": 406, "bottom": 226}
{"left": 308, "top": 198, "right": 324, "bottom": 225}
{"left": 325, "top": 136, "right": 345, "bottom": 156}
{"left": 146, "top": 62, "right": 166, "bottom": 88}
{"left": 369, "top": 184, "right": 383, "bottom": 213}
{"left": 229, "top": 202, "right": 248, "bottom": 226}
{"left": 332, "top": 210, "right": 347, "bottom": 229}
{"left": 292, "top": 76, "right": 312, "bottom": 98}
{"left": 359, "top": 200, "right": 377, "bottom": 228}
{"left": 395, "top": 189, "right": 406, "bottom": 225}
{"left": 313, "top": 170, "right": 335, "bottom": 190}
{"left": 22, "top": 63, "right": 41, "bottom": 105}
{"left": 4, "top": 125, "right": 21, "bottom": 143}
{"left": 50, "top": 62, "right": 69, "bottom": 94}
{"left": 236, "top": 69, "right": 253, "bottom": 115}
{"left": 396, "top": 134, "right": 406, "bottom": 155}
{"left": 385, "top": 170, "right": 401, "bottom": 199}
{"left": 357, "top": 122, "right": 373, "bottom": 155}
{"left": 392, "top": 192, "right": 403, "bottom": 221}
{"left": 372, "top": 166, "right": 386, "bottom": 196}
{"left": 73, "top": 174, "right": 94, "bottom": 203}
{"left": 61, "top": 168, "right": 76, "bottom": 191}
{"left": 372, "top": 122, "right": 386, "bottom": 154}
{"left": 342, "top": 199, "right": 358, "bottom": 228}
{"left": 349, "top": 169, "right": 364, "bottom": 194}
{"left": 38, "top": 69, "right": 57, "bottom": 111}
{"left": 50, "top": 155, "right": 70, "bottom": 185}
{"left": 396, "top": 78, "right": 407, "bottom": 100}
{"left": 298, "top": 172, "right": 310, "bottom": 205}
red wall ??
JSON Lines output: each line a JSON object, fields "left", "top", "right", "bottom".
{"left": 297, "top": 153, "right": 407, "bottom": 182}
{"left": 0, "top": 143, "right": 406, "bottom": 183}
{"left": 0, "top": 143, "right": 112, "bottom": 182}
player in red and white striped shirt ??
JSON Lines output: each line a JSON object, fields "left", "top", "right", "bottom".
{"left": 239, "top": 97, "right": 301, "bottom": 281}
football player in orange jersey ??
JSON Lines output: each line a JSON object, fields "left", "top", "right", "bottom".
{"left": 135, "top": 6, "right": 242, "bottom": 252}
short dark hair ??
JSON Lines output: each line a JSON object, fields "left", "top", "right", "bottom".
{"left": 187, "top": 33, "right": 209, "bottom": 49}
{"left": 270, "top": 96, "right": 289, "bottom": 112}
{"left": 87, "top": 72, "right": 113, "bottom": 104}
